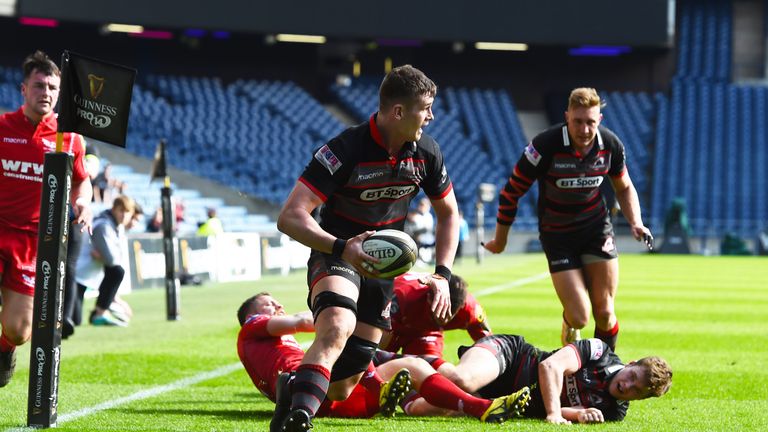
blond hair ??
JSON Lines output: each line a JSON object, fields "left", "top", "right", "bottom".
{"left": 636, "top": 356, "right": 673, "bottom": 397}
{"left": 112, "top": 195, "right": 136, "bottom": 213}
{"left": 568, "top": 87, "right": 606, "bottom": 110}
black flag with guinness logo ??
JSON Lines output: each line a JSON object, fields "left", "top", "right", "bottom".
{"left": 58, "top": 51, "right": 136, "bottom": 147}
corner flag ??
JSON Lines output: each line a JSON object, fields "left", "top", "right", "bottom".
{"left": 27, "top": 51, "right": 136, "bottom": 428}
{"left": 58, "top": 51, "right": 136, "bottom": 147}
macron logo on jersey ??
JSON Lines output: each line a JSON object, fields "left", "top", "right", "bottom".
{"left": 315, "top": 144, "right": 342, "bottom": 175}
{"left": 524, "top": 143, "right": 542, "bottom": 166}
{"left": 3, "top": 137, "right": 27, "bottom": 144}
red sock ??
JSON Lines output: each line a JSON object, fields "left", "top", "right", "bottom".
{"left": 0, "top": 333, "right": 15, "bottom": 353}
{"left": 357, "top": 363, "right": 384, "bottom": 395}
{"left": 418, "top": 373, "right": 491, "bottom": 419}
{"left": 595, "top": 321, "right": 619, "bottom": 352}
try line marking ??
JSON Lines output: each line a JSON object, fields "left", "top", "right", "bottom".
{"left": 4, "top": 272, "right": 548, "bottom": 430}
{"left": 474, "top": 272, "right": 549, "bottom": 297}
{"left": 4, "top": 363, "right": 242, "bottom": 431}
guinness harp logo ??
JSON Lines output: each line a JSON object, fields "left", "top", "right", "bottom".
{"left": 88, "top": 74, "right": 105, "bottom": 99}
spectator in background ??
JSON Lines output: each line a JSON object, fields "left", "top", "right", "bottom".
{"left": 93, "top": 162, "right": 126, "bottom": 204}
{"left": 83, "top": 195, "right": 137, "bottom": 326}
{"left": 456, "top": 208, "right": 470, "bottom": 260}
{"left": 197, "top": 207, "right": 224, "bottom": 237}
{"left": 63, "top": 144, "right": 100, "bottom": 339}
{"left": 174, "top": 198, "right": 186, "bottom": 227}
{"left": 146, "top": 206, "right": 163, "bottom": 233}
{"left": 0, "top": 51, "right": 93, "bottom": 386}
{"left": 409, "top": 197, "right": 436, "bottom": 263}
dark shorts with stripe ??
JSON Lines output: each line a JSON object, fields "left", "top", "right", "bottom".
{"left": 539, "top": 221, "right": 618, "bottom": 273}
{"left": 307, "top": 250, "right": 394, "bottom": 330}
{"left": 459, "top": 335, "right": 543, "bottom": 401}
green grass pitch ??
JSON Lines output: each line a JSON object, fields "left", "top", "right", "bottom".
{"left": 0, "top": 253, "right": 766, "bottom": 431}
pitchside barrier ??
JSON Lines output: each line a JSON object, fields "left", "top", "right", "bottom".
{"left": 121, "top": 232, "right": 310, "bottom": 289}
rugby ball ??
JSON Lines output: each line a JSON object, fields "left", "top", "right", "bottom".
{"left": 361, "top": 229, "right": 418, "bottom": 279}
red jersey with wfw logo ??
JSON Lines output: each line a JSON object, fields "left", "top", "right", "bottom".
{"left": 0, "top": 107, "right": 88, "bottom": 233}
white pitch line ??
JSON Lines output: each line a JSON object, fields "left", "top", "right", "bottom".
{"left": 474, "top": 272, "right": 550, "bottom": 297}
{"left": 58, "top": 362, "right": 243, "bottom": 423}
{"left": 4, "top": 362, "right": 243, "bottom": 432}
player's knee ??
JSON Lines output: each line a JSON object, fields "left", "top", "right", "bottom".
{"left": 565, "top": 311, "right": 589, "bottom": 329}
{"left": 593, "top": 306, "right": 615, "bottom": 327}
{"left": 316, "top": 325, "right": 354, "bottom": 354}
{"left": 330, "top": 335, "right": 377, "bottom": 382}
{"left": 2, "top": 322, "right": 31, "bottom": 346}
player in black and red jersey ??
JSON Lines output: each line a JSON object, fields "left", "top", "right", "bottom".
{"left": 414, "top": 334, "right": 672, "bottom": 424}
{"left": 379, "top": 272, "right": 490, "bottom": 359}
{"left": 275, "top": 65, "right": 460, "bottom": 431}
{"left": 484, "top": 88, "right": 653, "bottom": 351}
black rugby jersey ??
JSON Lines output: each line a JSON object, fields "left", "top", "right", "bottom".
{"left": 300, "top": 114, "right": 452, "bottom": 239}
{"left": 478, "top": 337, "right": 628, "bottom": 421}
{"left": 497, "top": 124, "right": 626, "bottom": 232}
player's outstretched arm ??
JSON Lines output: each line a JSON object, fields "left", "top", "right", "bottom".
{"left": 266, "top": 311, "right": 315, "bottom": 337}
{"left": 538, "top": 345, "right": 581, "bottom": 424}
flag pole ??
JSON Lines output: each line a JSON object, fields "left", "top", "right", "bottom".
{"left": 151, "top": 139, "right": 180, "bottom": 320}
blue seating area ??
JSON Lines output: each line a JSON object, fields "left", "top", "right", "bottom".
{"left": 649, "top": 0, "right": 766, "bottom": 237}
{"left": 125, "top": 75, "right": 347, "bottom": 205}
{"left": 333, "top": 82, "right": 535, "bottom": 230}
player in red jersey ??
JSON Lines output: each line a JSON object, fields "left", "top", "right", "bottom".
{"left": 379, "top": 272, "right": 490, "bottom": 363}
{"left": 236, "top": 292, "right": 411, "bottom": 421}
{"left": 237, "top": 293, "right": 531, "bottom": 429}
{"left": 484, "top": 88, "right": 653, "bottom": 351}
{"left": 0, "top": 51, "right": 93, "bottom": 387}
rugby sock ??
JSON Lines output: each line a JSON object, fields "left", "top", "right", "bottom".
{"left": 400, "top": 390, "right": 421, "bottom": 415}
{"left": 357, "top": 362, "right": 384, "bottom": 395}
{"left": 418, "top": 373, "right": 491, "bottom": 419}
{"left": 595, "top": 321, "right": 619, "bottom": 352}
{"left": 0, "top": 333, "right": 15, "bottom": 353}
{"left": 291, "top": 364, "right": 331, "bottom": 417}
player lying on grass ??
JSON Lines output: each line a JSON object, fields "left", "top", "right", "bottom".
{"left": 236, "top": 292, "right": 531, "bottom": 431}
{"left": 422, "top": 334, "right": 672, "bottom": 424}
{"left": 380, "top": 273, "right": 491, "bottom": 359}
